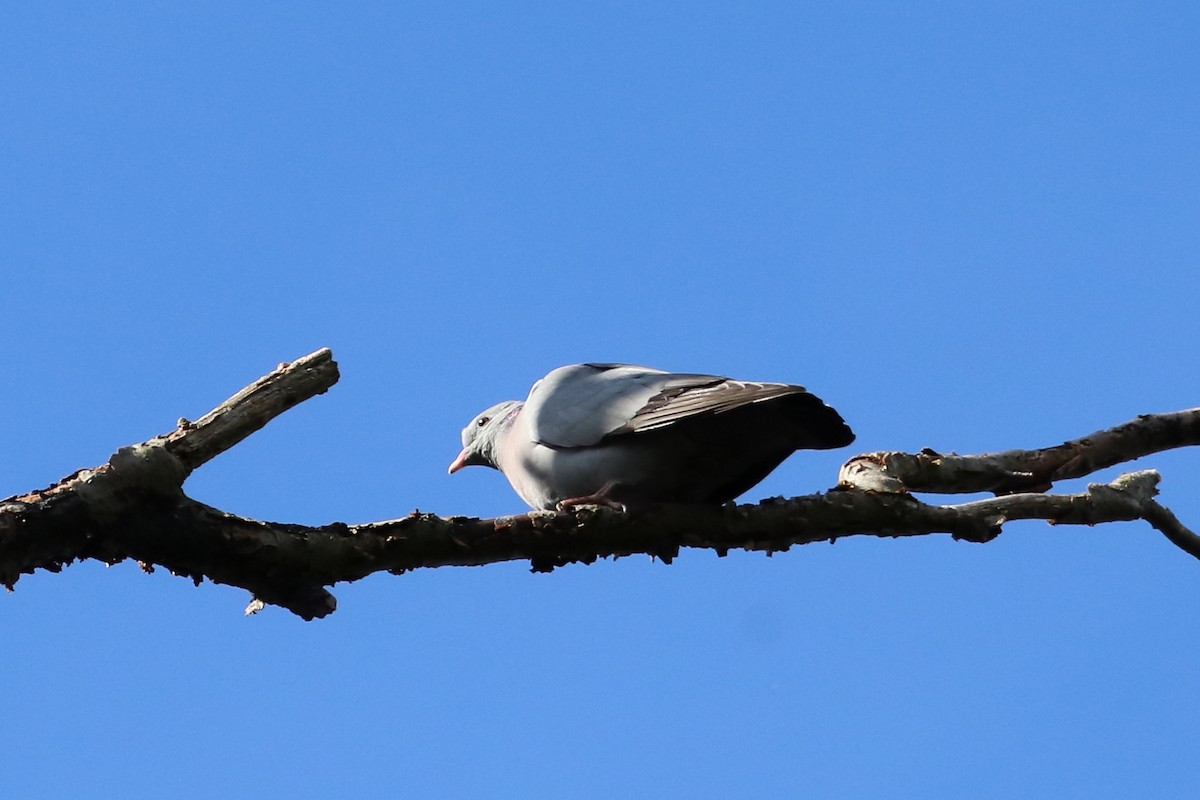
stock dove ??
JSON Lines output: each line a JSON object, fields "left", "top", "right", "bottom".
{"left": 448, "top": 363, "right": 854, "bottom": 510}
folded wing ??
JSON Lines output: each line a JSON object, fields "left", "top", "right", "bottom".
{"left": 525, "top": 363, "right": 851, "bottom": 450}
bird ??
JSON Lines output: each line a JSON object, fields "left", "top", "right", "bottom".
{"left": 448, "top": 363, "right": 855, "bottom": 511}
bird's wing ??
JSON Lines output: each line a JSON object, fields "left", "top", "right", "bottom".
{"left": 616, "top": 377, "right": 811, "bottom": 433}
{"left": 524, "top": 363, "right": 798, "bottom": 447}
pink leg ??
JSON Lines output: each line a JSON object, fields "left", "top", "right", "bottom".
{"left": 556, "top": 481, "right": 626, "bottom": 512}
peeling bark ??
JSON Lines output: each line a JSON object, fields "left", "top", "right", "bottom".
{"left": 2, "top": 348, "right": 1197, "bottom": 620}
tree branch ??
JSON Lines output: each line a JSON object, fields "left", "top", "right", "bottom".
{"left": 838, "top": 408, "right": 1200, "bottom": 494}
{"left": 2, "top": 349, "right": 1197, "bottom": 620}
{"left": 164, "top": 348, "right": 340, "bottom": 472}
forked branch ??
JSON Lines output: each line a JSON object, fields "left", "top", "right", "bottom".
{"left": 2, "top": 349, "right": 1196, "bottom": 620}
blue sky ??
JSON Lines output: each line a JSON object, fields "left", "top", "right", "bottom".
{"left": 3, "top": 2, "right": 1199, "bottom": 797}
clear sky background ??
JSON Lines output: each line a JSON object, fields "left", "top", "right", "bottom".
{"left": 3, "top": 3, "right": 1199, "bottom": 798}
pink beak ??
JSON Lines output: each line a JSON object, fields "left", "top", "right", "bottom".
{"left": 447, "top": 448, "right": 471, "bottom": 474}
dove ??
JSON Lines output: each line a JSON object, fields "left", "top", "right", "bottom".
{"left": 448, "top": 363, "right": 854, "bottom": 511}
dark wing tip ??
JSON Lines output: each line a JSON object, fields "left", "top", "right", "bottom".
{"left": 783, "top": 391, "right": 855, "bottom": 449}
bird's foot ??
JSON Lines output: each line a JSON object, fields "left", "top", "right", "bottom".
{"left": 556, "top": 482, "right": 627, "bottom": 513}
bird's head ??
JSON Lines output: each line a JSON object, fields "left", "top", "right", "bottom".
{"left": 448, "top": 401, "right": 523, "bottom": 474}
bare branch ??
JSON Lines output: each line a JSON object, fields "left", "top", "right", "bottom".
{"left": 839, "top": 408, "right": 1200, "bottom": 495}
{"left": 163, "top": 348, "right": 339, "bottom": 472}
{"left": 2, "top": 349, "right": 1197, "bottom": 620}
{"left": 1141, "top": 499, "right": 1200, "bottom": 560}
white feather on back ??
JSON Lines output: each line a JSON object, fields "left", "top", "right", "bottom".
{"left": 524, "top": 363, "right": 809, "bottom": 448}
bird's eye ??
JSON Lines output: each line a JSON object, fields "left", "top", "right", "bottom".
{"left": 477, "top": 416, "right": 490, "bottom": 427}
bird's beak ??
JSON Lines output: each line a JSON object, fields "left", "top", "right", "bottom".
{"left": 448, "top": 448, "right": 474, "bottom": 474}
